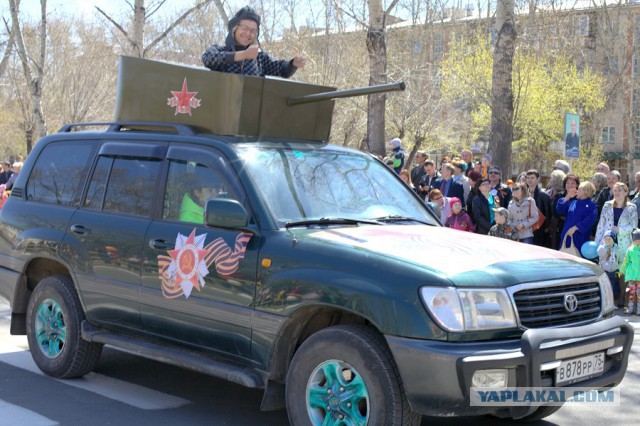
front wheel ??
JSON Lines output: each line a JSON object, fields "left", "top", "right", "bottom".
{"left": 286, "top": 325, "right": 420, "bottom": 426}
{"left": 26, "top": 275, "right": 103, "bottom": 378}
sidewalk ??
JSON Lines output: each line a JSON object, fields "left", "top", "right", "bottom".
{"left": 614, "top": 307, "right": 640, "bottom": 331}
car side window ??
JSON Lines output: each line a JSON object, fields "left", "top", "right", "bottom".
{"left": 163, "top": 160, "right": 239, "bottom": 224}
{"left": 26, "top": 142, "right": 95, "bottom": 206}
{"left": 84, "top": 155, "right": 161, "bottom": 216}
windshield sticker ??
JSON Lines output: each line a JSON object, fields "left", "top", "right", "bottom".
{"left": 167, "top": 77, "right": 201, "bottom": 116}
{"left": 157, "top": 229, "right": 252, "bottom": 299}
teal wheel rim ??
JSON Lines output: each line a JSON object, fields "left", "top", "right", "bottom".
{"left": 306, "top": 359, "right": 370, "bottom": 425}
{"left": 34, "top": 298, "right": 66, "bottom": 359}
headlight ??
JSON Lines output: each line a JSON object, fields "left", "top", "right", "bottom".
{"left": 421, "top": 287, "right": 517, "bottom": 332}
{"left": 599, "top": 273, "right": 615, "bottom": 315}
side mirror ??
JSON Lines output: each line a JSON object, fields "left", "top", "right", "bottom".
{"left": 204, "top": 199, "right": 250, "bottom": 229}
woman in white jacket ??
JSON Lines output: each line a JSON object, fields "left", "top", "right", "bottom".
{"left": 595, "top": 182, "right": 638, "bottom": 307}
{"left": 507, "top": 183, "right": 538, "bottom": 244}
{"left": 596, "top": 182, "right": 638, "bottom": 259}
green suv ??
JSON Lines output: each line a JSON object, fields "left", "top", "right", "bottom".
{"left": 0, "top": 58, "right": 634, "bottom": 425}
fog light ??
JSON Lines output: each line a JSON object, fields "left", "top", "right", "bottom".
{"left": 471, "top": 369, "right": 508, "bottom": 387}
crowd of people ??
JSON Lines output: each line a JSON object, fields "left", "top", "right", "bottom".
{"left": 0, "top": 159, "right": 21, "bottom": 210}
{"left": 386, "top": 137, "right": 640, "bottom": 316}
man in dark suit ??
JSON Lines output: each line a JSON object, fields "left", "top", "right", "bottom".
{"left": 565, "top": 118, "right": 579, "bottom": 158}
{"left": 418, "top": 159, "right": 440, "bottom": 200}
{"left": 434, "top": 163, "right": 464, "bottom": 202}
{"left": 410, "top": 151, "right": 428, "bottom": 197}
{"left": 0, "top": 161, "right": 12, "bottom": 185}
{"left": 488, "top": 166, "right": 512, "bottom": 208}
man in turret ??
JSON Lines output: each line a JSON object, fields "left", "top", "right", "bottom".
{"left": 202, "top": 6, "right": 306, "bottom": 78}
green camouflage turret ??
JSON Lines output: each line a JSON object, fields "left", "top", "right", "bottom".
{"left": 115, "top": 56, "right": 404, "bottom": 142}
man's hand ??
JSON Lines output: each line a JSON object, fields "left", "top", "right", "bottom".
{"left": 292, "top": 56, "right": 306, "bottom": 69}
{"left": 240, "top": 45, "right": 259, "bottom": 61}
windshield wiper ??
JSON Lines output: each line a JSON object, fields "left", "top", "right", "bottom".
{"left": 285, "top": 217, "right": 382, "bottom": 228}
{"left": 372, "top": 215, "right": 432, "bottom": 225}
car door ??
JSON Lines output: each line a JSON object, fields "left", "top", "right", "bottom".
{"left": 63, "top": 142, "right": 166, "bottom": 332}
{"left": 140, "top": 145, "right": 259, "bottom": 362}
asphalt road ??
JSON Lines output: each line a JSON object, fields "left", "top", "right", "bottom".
{"left": 1, "top": 301, "right": 638, "bottom": 426}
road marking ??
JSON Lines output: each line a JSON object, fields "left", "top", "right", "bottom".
{"left": 0, "top": 399, "right": 58, "bottom": 426}
{"left": 0, "top": 349, "right": 190, "bottom": 410}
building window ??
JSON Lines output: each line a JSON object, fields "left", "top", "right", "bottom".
{"left": 634, "top": 123, "right": 640, "bottom": 151}
{"left": 431, "top": 33, "right": 444, "bottom": 61}
{"left": 634, "top": 90, "right": 640, "bottom": 118}
{"left": 634, "top": 55, "right": 639, "bottom": 80}
{"left": 601, "top": 127, "right": 615, "bottom": 144}
{"left": 604, "top": 56, "right": 618, "bottom": 75}
{"left": 576, "top": 15, "right": 589, "bottom": 37}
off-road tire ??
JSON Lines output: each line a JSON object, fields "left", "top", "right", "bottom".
{"left": 286, "top": 324, "right": 421, "bottom": 426}
{"left": 26, "top": 275, "right": 103, "bottom": 378}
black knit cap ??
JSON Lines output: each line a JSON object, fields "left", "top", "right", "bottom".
{"left": 225, "top": 6, "right": 261, "bottom": 48}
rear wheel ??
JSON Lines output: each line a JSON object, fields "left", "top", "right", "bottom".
{"left": 286, "top": 325, "right": 421, "bottom": 426}
{"left": 26, "top": 275, "right": 102, "bottom": 378}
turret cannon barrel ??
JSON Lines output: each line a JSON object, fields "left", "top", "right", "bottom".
{"left": 287, "top": 82, "right": 405, "bottom": 106}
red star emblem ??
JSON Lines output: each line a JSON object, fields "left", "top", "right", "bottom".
{"left": 168, "top": 229, "right": 210, "bottom": 297}
{"left": 167, "top": 78, "right": 201, "bottom": 116}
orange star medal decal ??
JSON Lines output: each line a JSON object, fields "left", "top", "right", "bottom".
{"left": 167, "top": 229, "right": 209, "bottom": 298}
{"left": 158, "top": 230, "right": 252, "bottom": 300}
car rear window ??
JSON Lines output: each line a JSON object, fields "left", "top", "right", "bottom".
{"left": 26, "top": 141, "right": 95, "bottom": 206}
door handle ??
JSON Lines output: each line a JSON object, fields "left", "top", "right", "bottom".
{"left": 149, "top": 239, "right": 174, "bottom": 251}
{"left": 70, "top": 224, "right": 90, "bottom": 235}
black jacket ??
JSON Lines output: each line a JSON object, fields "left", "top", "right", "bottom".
{"left": 418, "top": 172, "right": 441, "bottom": 198}
{"left": 531, "top": 185, "right": 552, "bottom": 232}
{"left": 472, "top": 194, "right": 499, "bottom": 235}
{"left": 411, "top": 164, "right": 426, "bottom": 195}
{"left": 492, "top": 182, "right": 512, "bottom": 208}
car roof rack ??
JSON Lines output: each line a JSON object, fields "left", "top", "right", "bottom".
{"left": 58, "top": 122, "right": 200, "bottom": 136}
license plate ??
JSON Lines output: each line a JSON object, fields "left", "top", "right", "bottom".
{"left": 555, "top": 352, "right": 605, "bottom": 386}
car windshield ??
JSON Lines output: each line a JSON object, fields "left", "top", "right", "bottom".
{"left": 237, "top": 145, "right": 437, "bottom": 226}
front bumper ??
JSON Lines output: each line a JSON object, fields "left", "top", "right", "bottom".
{"left": 386, "top": 316, "right": 634, "bottom": 419}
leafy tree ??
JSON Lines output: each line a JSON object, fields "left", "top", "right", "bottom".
{"left": 440, "top": 29, "right": 606, "bottom": 176}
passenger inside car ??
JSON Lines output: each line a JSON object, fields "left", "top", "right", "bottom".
{"left": 179, "top": 177, "right": 223, "bottom": 223}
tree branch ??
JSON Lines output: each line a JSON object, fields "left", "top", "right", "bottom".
{"left": 95, "top": 6, "right": 131, "bottom": 41}
{"left": 331, "top": 0, "right": 367, "bottom": 28}
{"left": 0, "top": 18, "right": 15, "bottom": 79}
{"left": 384, "top": 0, "right": 400, "bottom": 17}
{"left": 146, "top": 0, "right": 167, "bottom": 19}
{"left": 144, "top": 0, "right": 214, "bottom": 57}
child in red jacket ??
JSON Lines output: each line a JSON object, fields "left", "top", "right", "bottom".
{"left": 445, "top": 197, "right": 475, "bottom": 232}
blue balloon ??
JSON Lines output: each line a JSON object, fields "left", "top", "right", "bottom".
{"left": 580, "top": 241, "right": 598, "bottom": 259}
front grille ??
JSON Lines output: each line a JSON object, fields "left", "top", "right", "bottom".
{"left": 512, "top": 281, "right": 601, "bottom": 328}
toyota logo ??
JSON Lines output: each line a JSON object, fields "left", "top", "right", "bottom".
{"left": 563, "top": 293, "right": 579, "bottom": 313}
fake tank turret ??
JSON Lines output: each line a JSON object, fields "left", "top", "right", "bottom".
{"left": 115, "top": 56, "right": 404, "bottom": 141}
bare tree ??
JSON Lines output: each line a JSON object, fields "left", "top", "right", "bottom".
{"left": 0, "top": 16, "right": 15, "bottom": 79}
{"left": 96, "top": 0, "right": 216, "bottom": 58}
{"left": 9, "top": 0, "right": 47, "bottom": 153}
{"left": 491, "top": 0, "right": 517, "bottom": 178}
